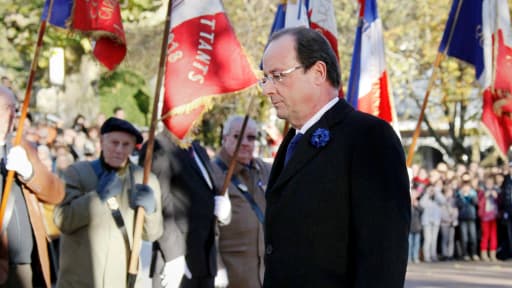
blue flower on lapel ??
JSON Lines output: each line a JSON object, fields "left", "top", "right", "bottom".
{"left": 310, "top": 128, "right": 330, "bottom": 148}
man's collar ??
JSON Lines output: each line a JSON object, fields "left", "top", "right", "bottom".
{"left": 297, "top": 97, "right": 339, "bottom": 135}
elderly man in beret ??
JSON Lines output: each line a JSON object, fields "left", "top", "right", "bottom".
{"left": 54, "top": 117, "right": 163, "bottom": 288}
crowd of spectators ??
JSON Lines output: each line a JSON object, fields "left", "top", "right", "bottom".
{"left": 409, "top": 162, "right": 512, "bottom": 263}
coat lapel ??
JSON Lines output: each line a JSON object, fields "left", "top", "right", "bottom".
{"left": 267, "top": 100, "right": 355, "bottom": 195}
{"left": 191, "top": 141, "right": 216, "bottom": 191}
{"left": 184, "top": 141, "right": 215, "bottom": 189}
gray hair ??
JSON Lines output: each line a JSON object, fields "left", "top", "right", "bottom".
{"left": 222, "top": 115, "right": 258, "bottom": 136}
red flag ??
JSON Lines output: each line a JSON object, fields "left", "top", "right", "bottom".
{"left": 480, "top": 0, "right": 512, "bottom": 157}
{"left": 73, "top": 0, "right": 126, "bottom": 70}
{"left": 482, "top": 88, "right": 512, "bottom": 156}
{"left": 43, "top": 0, "right": 126, "bottom": 70}
{"left": 162, "top": 1, "right": 257, "bottom": 139}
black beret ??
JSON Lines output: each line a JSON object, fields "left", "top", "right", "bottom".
{"left": 100, "top": 117, "right": 143, "bottom": 144}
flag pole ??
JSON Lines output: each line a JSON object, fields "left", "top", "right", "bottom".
{"left": 219, "top": 95, "right": 257, "bottom": 196}
{"left": 126, "top": 0, "right": 173, "bottom": 286}
{"left": 406, "top": 53, "right": 444, "bottom": 167}
{"left": 405, "top": 0, "right": 464, "bottom": 167}
{"left": 0, "top": 0, "right": 54, "bottom": 230}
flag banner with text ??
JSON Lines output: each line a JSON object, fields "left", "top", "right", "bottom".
{"left": 347, "top": 0, "right": 395, "bottom": 123}
{"left": 42, "top": 0, "right": 126, "bottom": 70}
{"left": 162, "top": 0, "right": 257, "bottom": 139}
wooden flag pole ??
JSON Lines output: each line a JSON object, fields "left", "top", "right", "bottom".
{"left": 219, "top": 95, "right": 257, "bottom": 196}
{"left": 126, "top": 0, "right": 173, "bottom": 286}
{"left": 405, "top": 0, "right": 464, "bottom": 167}
{"left": 405, "top": 53, "right": 444, "bottom": 167}
{"left": 0, "top": 0, "right": 54, "bottom": 230}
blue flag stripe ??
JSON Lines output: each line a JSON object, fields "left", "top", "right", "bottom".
{"left": 42, "top": 0, "right": 73, "bottom": 28}
{"left": 438, "top": 0, "right": 484, "bottom": 80}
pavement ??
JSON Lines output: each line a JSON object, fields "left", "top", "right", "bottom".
{"left": 141, "top": 243, "right": 512, "bottom": 287}
{"left": 405, "top": 260, "right": 512, "bottom": 288}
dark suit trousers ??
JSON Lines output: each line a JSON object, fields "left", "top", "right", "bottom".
{"left": 180, "top": 276, "right": 214, "bottom": 288}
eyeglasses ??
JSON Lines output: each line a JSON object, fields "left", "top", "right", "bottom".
{"left": 231, "top": 133, "right": 257, "bottom": 142}
{"left": 258, "top": 65, "right": 303, "bottom": 87}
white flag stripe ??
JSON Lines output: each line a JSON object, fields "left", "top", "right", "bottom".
{"left": 285, "top": 1, "right": 309, "bottom": 27}
{"left": 481, "top": 0, "right": 512, "bottom": 87}
{"left": 358, "top": 19, "right": 386, "bottom": 98}
{"left": 171, "top": 0, "right": 224, "bottom": 29}
{"left": 309, "top": 0, "right": 338, "bottom": 37}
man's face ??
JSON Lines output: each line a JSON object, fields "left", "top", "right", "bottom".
{"left": 0, "top": 91, "right": 16, "bottom": 141}
{"left": 100, "top": 131, "right": 136, "bottom": 168}
{"left": 261, "top": 35, "right": 315, "bottom": 129}
{"left": 223, "top": 120, "right": 257, "bottom": 165}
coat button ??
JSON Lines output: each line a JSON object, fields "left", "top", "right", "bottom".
{"left": 266, "top": 245, "right": 273, "bottom": 255}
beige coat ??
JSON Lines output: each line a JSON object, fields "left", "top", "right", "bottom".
{"left": 214, "top": 150, "right": 271, "bottom": 288}
{"left": 54, "top": 161, "right": 163, "bottom": 288}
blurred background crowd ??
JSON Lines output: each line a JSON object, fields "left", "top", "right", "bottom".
{"left": 409, "top": 161, "right": 512, "bottom": 263}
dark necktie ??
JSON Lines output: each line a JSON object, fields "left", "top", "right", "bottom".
{"left": 284, "top": 133, "right": 303, "bottom": 166}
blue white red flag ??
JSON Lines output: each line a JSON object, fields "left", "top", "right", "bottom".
{"left": 42, "top": 0, "right": 127, "bottom": 70}
{"left": 161, "top": 0, "right": 257, "bottom": 139}
{"left": 439, "top": 0, "right": 512, "bottom": 157}
{"left": 347, "top": 0, "right": 395, "bottom": 123}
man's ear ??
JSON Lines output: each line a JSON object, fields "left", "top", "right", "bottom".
{"left": 312, "top": 61, "right": 327, "bottom": 86}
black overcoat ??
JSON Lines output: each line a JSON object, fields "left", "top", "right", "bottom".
{"left": 263, "top": 100, "right": 411, "bottom": 288}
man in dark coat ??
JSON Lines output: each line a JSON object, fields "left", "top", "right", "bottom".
{"left": 140, "top": 130, "right": 231, "bottom": 288}
{"left": 259, "top": 27, "right": 411, "bottom": 287}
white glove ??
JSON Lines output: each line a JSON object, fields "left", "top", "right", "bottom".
{"left": 161, "top": 256, "right": 192, "bottom": 288}
{"left": 6, "top": 146, "right": 33, "bottom": 179}
{"left": 214, "top": 195, "right": 231, "bottom": 225}
{"left": 214, "top": 268, "right": 229, "bottom": 288}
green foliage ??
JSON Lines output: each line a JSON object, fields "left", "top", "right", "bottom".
{"left": 133, "top": 88, "right": 151, "bottom": 124}
{"left": 99, "top": 69, "right": 151, "bottom": 127}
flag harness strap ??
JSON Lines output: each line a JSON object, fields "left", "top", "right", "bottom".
{"left": 214, "top": 158, "right": 264, "bottom": 224}
{"left": 90, "top": 160, "right": 132, "bottom": 250}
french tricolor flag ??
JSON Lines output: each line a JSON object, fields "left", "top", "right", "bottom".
{"left": 161, "top": 0, "right": 257, "bottom": 139}
{"left": 347, "top": 0, "right": 395, "bottom": 123}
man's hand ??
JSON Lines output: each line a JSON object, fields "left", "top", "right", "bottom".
{"left": 214, "top": 195, "right": 231, "bottom": 225}
{"left": 130, "top": 184, "right": 156, "bottom": 213}
{"left": 96, "top": 171, "right": 121, "bottom": 202}
{"left": 161, "top": 256, "right": 192, "bottom": 288}
{"left": 214, "top": 268, "right": 229, "bottom": 288}
{"left": 6, "top": 146, "right": 33, "bottom": 179}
